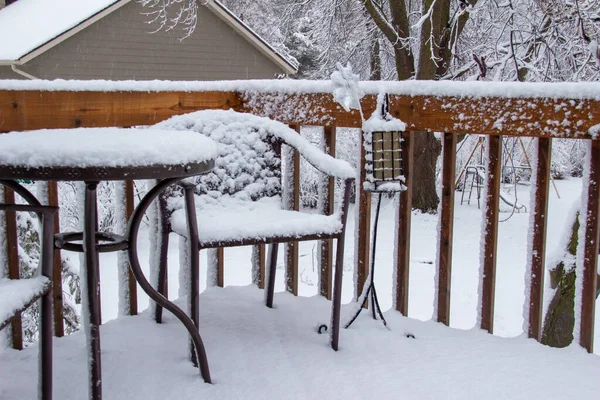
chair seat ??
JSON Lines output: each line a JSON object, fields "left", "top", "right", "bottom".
{"left": 0, "top": 276, "right": 51, "bottom": 330}
{"left": 170, "top": 197, "right": 343, "bottom": 247}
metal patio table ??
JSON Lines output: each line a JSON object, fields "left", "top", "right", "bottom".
{"left": 0, "top": 128, "right": 216, "bottom": 400}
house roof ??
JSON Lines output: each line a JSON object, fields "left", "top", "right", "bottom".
{"left": 0, "top": 0, "right": 297, "bottom": 74}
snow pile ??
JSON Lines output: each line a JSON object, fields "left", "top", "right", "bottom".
{"left": 0, "top": 277, "right": 50, "bottom": 324}
{"left": 170, "top": 196, "right": 342, "bottom": 245}
{"left": 0, "top": 0, "right": 119, "bottom": 61}
{"left": 331, "top": 63, "right": 364, "bottom": 113}
{"left": 0, "top": 128, "right": 218, "bottom": 168}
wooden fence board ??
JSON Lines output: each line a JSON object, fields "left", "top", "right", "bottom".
{"left": 3, "top": 188, "right": 22, "bottom": 349}
{"left": 125, "top": 180, "right": 138, "bottom": 315}
{"left": 285, "top": 125, "right": 300, "bottom": 296}
{"left": 2, "top": 89, "right": 599, "bottom": 138}
{"left": 319, "top": 126, "right": 336, "bottom": 299}
{"left": 47, "top": 182, "right": 65, "bottom": 336}
{"left": 527, "top": 138, "right": 551, "bottom": 340}
{"left": 357, "top": 130, "right": 371, "bottom": 303}
{"left": 480, "top": 136, "right": 502, "bottom": 333}
{"left": 0, "top": 90, "right": 243, "bottom": 132}
{"left": 437, "top": 133, "right": 456, "bottom": 325}
{"left": 395, "top": 131, "right": 414, "bottom": 316}
{"left": 217, "top": 248, "right": 225, "bottom": 288}
{"left": 580, "top": 140, "right": 600, "bottom": 353}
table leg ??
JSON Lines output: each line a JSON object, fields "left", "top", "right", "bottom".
{"left": 84, "top": 182, "right": 102, "bottom": 400}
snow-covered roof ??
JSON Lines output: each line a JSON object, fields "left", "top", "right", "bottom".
{"left": 0, "top": 0, "right": 297, "bottom": 74}
{"left": 0, "top": 0, "right": 121, "bottom": 62}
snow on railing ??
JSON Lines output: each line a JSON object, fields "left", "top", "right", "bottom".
{"left": 0, "top": 81, "right": 598, "bottom": 354}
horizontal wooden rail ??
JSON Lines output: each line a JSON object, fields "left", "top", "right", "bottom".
{"left": 1, "top": 90, "right": 599, "bottom": 138}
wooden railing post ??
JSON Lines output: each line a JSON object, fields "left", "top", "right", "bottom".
{"left": 47, "top": 182, "right": 65, "bottom": 336}
{"left": 216, "top": 248, "right": 225, "bottom": 288}
{"left": 252, "top": 244, "right": 266, "bottom": 289}
{"left": 125, "top": 180, "right": 138, "bottom": 315}
{"left": 480, "top": 135, "right": 502, "bottom": 333}
{"left": 526, "top": 138, "right": 551, "bottom": 340}
{"left": 436, "top": 132, "right": 456, "bottom": 325}
{"left": 579, "top": 139, "right": 600, "bottom": 353}
{"left": 116, "top": 180, "right": 138, "bottom": 316}
{"left": 395, "top": 131, "right": 414, "bottom": 315}
{"left": 356, "top": 130, "right": 372, "bottom": 303}
{"left": 285, "top": 124, "right": 300, "bottom": 296}
{"left": 3, "top": 187, "right": 22, "bottom": 349}
{"left": 319, "top": 125, "right": 336, "bottom": 299}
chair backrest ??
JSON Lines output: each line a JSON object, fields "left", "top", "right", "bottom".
{"left": 155, "top": 110, "right": 282, "bottom": 202}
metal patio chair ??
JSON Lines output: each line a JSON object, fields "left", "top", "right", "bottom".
{"left": 152, "top": 109, "right": 355, "bottom": 358}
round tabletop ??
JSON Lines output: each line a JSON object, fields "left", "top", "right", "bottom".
{"left": 0, "top": 127, "right": 217, "bottom": 181}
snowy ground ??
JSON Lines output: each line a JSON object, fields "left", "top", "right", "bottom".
{"left": 1, "top": 177, "right": 599, "bottom": 399}
{"left": 1, "top": 288, "right": 599, "bottom": 399}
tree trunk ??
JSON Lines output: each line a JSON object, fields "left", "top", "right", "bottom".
{"left": 412, "top": 131, "right": 442, "bottom": 212}
{"left": 369, "top": 35, "right": 381, "bottom": 81}
{"left": 363, "top": 0, "right": 476, "bottom": 212}
{"left": 542, "top": 211, "right": 600, "bottom": 347}
{"left": 411, "top": 0, "right": 450, "bottom": 212}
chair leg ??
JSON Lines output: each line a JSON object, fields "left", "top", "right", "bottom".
{"left": 330, "top": 235, "right": 346, "bottom": 351}
{"left": 265, "top": 243, "right": 278, "bottom": 308}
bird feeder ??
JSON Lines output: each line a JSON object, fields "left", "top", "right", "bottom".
{"left": 363, "top": 94, "right": 406, "bottom": 193}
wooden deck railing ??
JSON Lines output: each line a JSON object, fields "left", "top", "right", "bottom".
{"left": 1, "top": 82, "right": 598, "bottom": 353}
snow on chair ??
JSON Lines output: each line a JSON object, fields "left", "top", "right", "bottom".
{"left": 0, "top": 180, "right": 57, "bottom": 400}
{"left": 152, "top": 109, "right": 355, "bottom": 356}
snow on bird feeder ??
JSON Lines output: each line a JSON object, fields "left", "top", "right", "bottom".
{"left": 363, "top": 93, "right": 407, "bottom": 193}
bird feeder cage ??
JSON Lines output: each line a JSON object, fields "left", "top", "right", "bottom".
{"left": 363, "top": 94, "right": 406, "bottom": 193}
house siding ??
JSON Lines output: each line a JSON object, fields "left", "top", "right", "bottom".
{"left": 0, "top": 67, "right": 21, "bottom": 79}
{"left": 16, "top": 1, "right": 283, "bottom": 80}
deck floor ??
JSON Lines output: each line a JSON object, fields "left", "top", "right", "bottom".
{"left": 1, "top": 286, "right": 598, "bottom": 399}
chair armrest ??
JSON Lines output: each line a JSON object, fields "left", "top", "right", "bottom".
{"left": 276, "top": 127, "right": 355, "bottom": 180}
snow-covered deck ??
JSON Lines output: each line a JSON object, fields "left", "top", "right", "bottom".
{"left": 1, "top": 286, "right": 598, "bottom": 399}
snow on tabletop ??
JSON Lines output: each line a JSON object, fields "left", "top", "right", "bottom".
{"left": 0, "top": 0, "right": 119, "bottom": 61}
{"left": 0, "top": 276, "right": 50, "bottom": 323}
{"left": 1, "top": 79, "right": 600, "bottom": 100}
{"left": 170, "top": 196, "right": 342, "bottom": 244}
{"left": 154, "top": 109, "right": 355, "bottom": 179}
{"left": 0, "top": 128, "right": 218, "bottom": 168}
